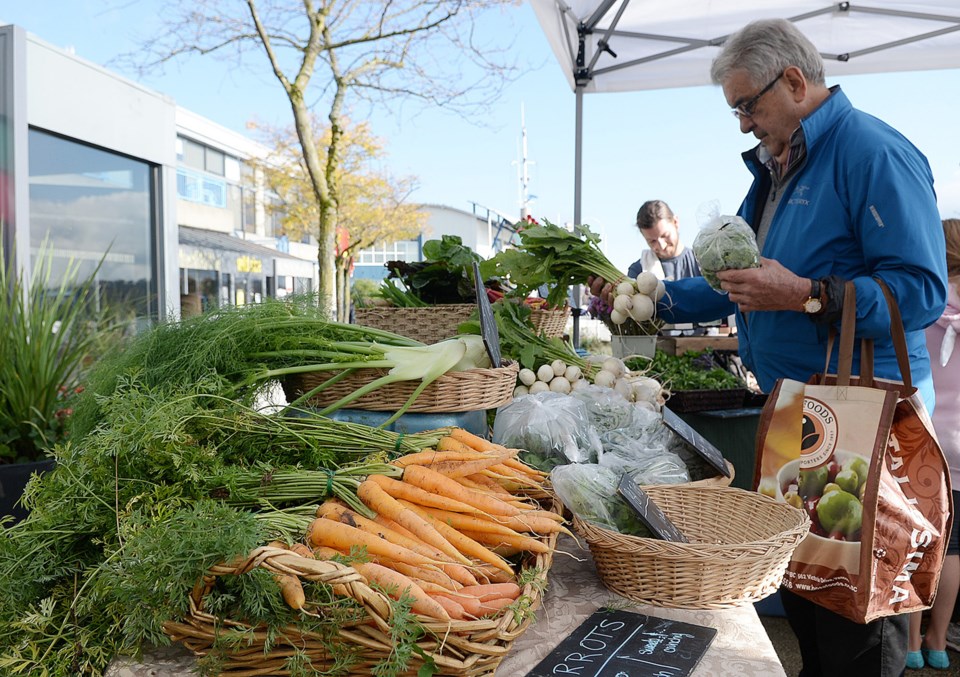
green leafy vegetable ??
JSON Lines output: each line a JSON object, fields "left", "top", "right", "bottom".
{"left": 629, "top": 349, "right": 744, "bottom": 391}
{"left": 385, "top": 235, "right": 482, "bottom": 304}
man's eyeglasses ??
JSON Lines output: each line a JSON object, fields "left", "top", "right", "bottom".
{"left": 731, "top": 71, "right": 784, "bottom": 120}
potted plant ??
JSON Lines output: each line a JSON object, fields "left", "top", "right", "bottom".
{"left": 0, "top": 242, "right": 108, "bottom": 522}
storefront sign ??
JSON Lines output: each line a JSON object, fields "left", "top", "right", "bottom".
{"left": 525, "top": 608, "right": 716, "bottom": 677}
{"left": 237, "top": 255, "right": 263, "bottom": 273}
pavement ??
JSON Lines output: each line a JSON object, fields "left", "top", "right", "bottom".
{"left": 759, "top": 613, "right": 960, "bottom": 677}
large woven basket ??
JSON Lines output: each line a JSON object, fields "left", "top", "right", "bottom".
{"left": 282, "top": 362, "right": 519, "bottom": 412}
{"left": 354, "top": 304, "right": 475, "bottom": 344}
{"left": 163, "top": 496, "right": 561, "bottom": 676}
{"left": 529, "top": 305, "right": 570, "bottom": 338}
{"left": 573, "top": 485, "right": 808, "bottom": 609}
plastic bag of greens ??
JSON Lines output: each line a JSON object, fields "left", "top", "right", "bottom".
{"left": 570, "top": 384, "right": 650, "bottom": 434}
{"left": 493, "top": 392, "right": 602, "bottom": 470}
{"left": 550, "top": 463, "right": 649, "bottom": 536}
{"left": 598, "top": 430, "right": 690, "bottom": 485}
{"left": 692, "top": 203, "right": 760, "bottom": 293}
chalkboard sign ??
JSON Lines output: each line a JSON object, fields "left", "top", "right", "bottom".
{"left": 617, "top": 475, "right": 688, "bottom": 543}
{"left": 525, "top": 608, "right": 717, "bottom": 677}
{"left": 473, "top": 261, "right": 502, "bottom": 367}
{"left": 662, "top": 407, "right": 731, "bottom": 477}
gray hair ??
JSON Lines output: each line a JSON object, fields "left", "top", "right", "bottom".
{"left": 710, "top": 19, "right": 825, "bottom": 88}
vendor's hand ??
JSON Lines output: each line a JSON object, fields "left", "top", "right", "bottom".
{"left": 717, "top": 258, "right": 809, "bottom": 313}
{"left": 586, "top": 275, "right": 615, "bottom": 306}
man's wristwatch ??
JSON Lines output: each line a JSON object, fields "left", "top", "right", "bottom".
{"left": 802, "top": 278, "right": 824, "bottom": 314}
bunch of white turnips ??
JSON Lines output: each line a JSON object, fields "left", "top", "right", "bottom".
{"left": 515, "top": 356, "right": 664, "bottom": 409}
{"left": 515, "top": 359, "right": 585, "bottom": 397}
{"left": 609, "top": 270, "right": 666, "bottom": 326}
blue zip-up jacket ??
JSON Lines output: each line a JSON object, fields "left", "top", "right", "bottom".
{"left": 660, "top": 88, "right": 947, "bottom": 407}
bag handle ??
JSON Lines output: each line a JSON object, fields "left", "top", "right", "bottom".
{"left": 821, "top": 278, "right": 914, "bottom": 394}
{"left": 876, "top": 277, "right": 914, "bottom": 393}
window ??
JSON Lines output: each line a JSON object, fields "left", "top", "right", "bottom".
{"left": 204, "top": 147, "right": 225, "bottom": 176}
{"left": 356, "top": 239, "right": 420, "bottom": 265}
{"left": 180, "top": 137, "right": 205, "bottom": 170}
{"left": 177, "top": 168, "right": 226, "bottom": 208}
{"left": 28, "top": 128, "right": 158, "bottom": 320}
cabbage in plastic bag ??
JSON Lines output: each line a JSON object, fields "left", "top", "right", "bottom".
{"left": 692, "top": 203, "right": 760, "bottom": 293}
{"left": 493, "top": 391, "right": 602, "bottom": 470}
{"left": 550, "top": 463, "right": 649, "bottom": 536}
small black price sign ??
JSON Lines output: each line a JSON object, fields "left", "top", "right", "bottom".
{"left": 473, "top": 261, "right": 502, "bottom": 367}
{"left": 525, "top": 608, "right": 716, "bottom": 677}
{"left": 661, "top": 407, "right": 731, "bottom": 478}
{"left": 617, "top": 475, "right": 688, "bottom": 543}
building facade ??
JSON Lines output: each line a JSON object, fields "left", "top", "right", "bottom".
{"left": 0, "top": 24, "right": 317, "bottom": 321}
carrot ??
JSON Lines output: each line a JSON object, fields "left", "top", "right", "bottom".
{"left": 400, "top": 500, "right": 515, "bottom": 575}
{"left": 429, "top": 593, "right": 468, "bottom": 620}
{"left": 388, "top": 561, "right": 461, "bottom": 591}
{"left": 457, "top": 528, "right": 551, "bottom": 555}
{"left": 373, "top": 514, "right": 420, "bottom": 542}
{"left": 436, "top": 435, "right": 484, "bottom": 454}
{"left": 354, "top": 562, "right": 450, "bottom": 620}
{"left": 463, "top": 473, "right": 513, "bottom": 496}
{"left": 318, "top": 500, "right": 479, "bottom": 587}
{"left": 502, "top": 456, "right": 549, "bottom": 478}
{"left": 493, "top": 511, "right": 572, "bottom": 536}
{"left": 410, "top": 503, "right": 524, "bottom": 537}
{"left": 392, "top": 448, "right": 487, "bottom": 467}
{"left": 367, "top": 473, "right": 486, "bottom": 515}
{"left": 357, "top": 479, "right": 471, "bottom": 565}
{"left": 275, "top": 573, "right": 306, "bottom": 610}
{"left": 422, "top": 452, "right": 514, "bottom": 479}
{"left": 289, "top": 543, "right": 315, "bottom": 558}
{"left": 471, "top": 562, "right": 517, "bottom": 584}
{"left": 446, "top": 428, "right": 497, "bottom": 452}
{"left": 306, "top": 517, "right": 437, "bottom": 569}
{"left": 401, "top": 465, "right": 524, "bottom": 517}
{"left": 457, "top": 582, "right": 522, "bottom": 602}
{"left": 434, "top": 591, "right": 484, "bottom": 619}
{"left": 478, "top": 596, "right": 516, "bottom": 617}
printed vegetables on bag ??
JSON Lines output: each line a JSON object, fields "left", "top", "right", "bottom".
{"left": 692, "top": 212, "right": 760, "bottom": 293}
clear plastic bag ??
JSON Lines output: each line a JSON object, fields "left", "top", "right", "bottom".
{"left": 550, "top": 463, "right": 649, "bottom": 536}
{"left": 598, "top": 430, "right": 690, "bottom": 485}
{"left": 570, "top": 384, "right": 649, "bottom": 434}
{"left": 493, "top": 391, "right": 602, "bottom": 470}
{"left": 692, "top": 202, "right": 760, "bottom": 293}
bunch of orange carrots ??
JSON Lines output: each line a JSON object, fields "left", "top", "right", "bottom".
{"left": 287, "top": 428, "right": 565, "bottom": 622}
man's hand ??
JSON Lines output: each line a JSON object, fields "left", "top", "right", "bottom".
{"left": 716, "top": 257, "right": 809, "bottom": 312}
{"left": 586, "top": 275, "right": 616, "bottom": 306}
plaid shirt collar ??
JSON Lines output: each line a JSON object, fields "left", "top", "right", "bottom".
{"left": 756, "top": 126, "right": 807, "bottom": 183}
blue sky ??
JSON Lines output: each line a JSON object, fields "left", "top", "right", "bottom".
{"left": 3, "top": 1, "right": 959, "bottom": 273}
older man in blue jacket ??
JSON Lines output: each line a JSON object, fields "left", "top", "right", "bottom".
{"left": 628, "top": 17, "right": 947, "bottom": 677}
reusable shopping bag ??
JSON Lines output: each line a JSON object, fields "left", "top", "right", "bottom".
{"left": 754, "top": 280, "right": 951, "bottom": 623}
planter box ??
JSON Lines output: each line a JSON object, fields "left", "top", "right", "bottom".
{"left": 610, "top": 335, "right": 658, "bottom": 359}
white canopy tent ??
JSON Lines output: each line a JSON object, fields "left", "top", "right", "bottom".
{"left": 528, "top": 0, "right": 960, "bottom": 222}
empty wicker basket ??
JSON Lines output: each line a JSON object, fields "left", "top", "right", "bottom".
{"left": 354, "top": 304, "right": 475, "bottom": 344}
{"left": 573, "top": 485, "right": 809, "bottom": 609}
{"left": 529, "top": 305, "right": 570, "bottom": 338}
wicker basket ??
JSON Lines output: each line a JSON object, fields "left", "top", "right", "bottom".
{"left": 529, "top": 305, "right": 570, "bottom": 338}
{"left": 680, "top": 458, "right": 735, "bottom": 488}
{"left": 573, "top": 485, "right": 809, "bottom": 609}
{"left": 354, "top": 304, "right": 475, "bottom": 344}
{"left": 163, "top": 497, "right": 561, "bottom": 676}
{"left": 282, "top": 362, "right": 519, "bottom": 413}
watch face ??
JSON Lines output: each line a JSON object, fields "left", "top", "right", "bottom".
{"left": 804, "top": 298, "right": 823, "bottom": 314}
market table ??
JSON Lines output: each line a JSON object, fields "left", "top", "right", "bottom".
{"left": 497, "top": 536, "right": 786, "bottom": 676}
{"left": 106, "top": 536, "right": 785, "bottom": 677}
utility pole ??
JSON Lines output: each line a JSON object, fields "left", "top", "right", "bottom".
{"left": 515, "top": 103, "right": 535, "bottom": 221}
